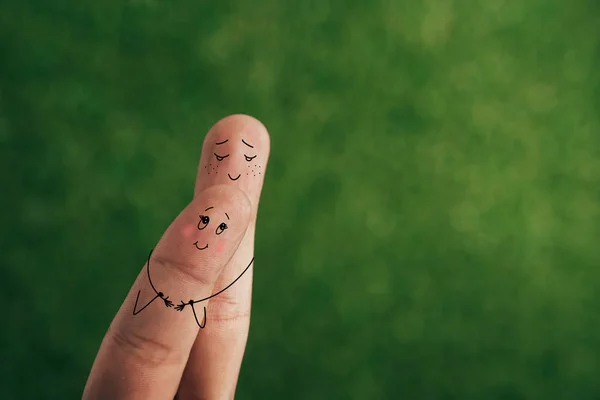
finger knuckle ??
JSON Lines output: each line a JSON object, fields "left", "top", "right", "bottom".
{"left": 208, "top": 297, "right": 251, "bottom": 324}
{"left": 109, "top": 324, "right": 180, "bottom": 366}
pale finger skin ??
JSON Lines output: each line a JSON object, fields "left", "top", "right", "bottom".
{"left": 177, "top": 115, "right": 270, "bottom": 399}
{"left": 83, "top": 185, "right": 252, "bottom": 400}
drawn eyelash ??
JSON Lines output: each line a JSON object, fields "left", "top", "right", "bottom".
{"left": 215, "top": 222, "right": 228, "bottom": 235}
{"left": 214, "top": 153, "right": 229, "bottom": 162}
{"left": 197, "top": 215, "right": 209, "bottom": 230}
{"left": 244, "top": 154, "right": 257, "bottom": 162}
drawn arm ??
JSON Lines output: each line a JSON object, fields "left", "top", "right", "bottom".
{"left": 132, "top": 249, "right": 174, "bottom": 315}
{"left": 191, "top": 303, "right": 207, "bottom": 328}
{"left": 173, "top": 257, "right": 255, "bottom": 327}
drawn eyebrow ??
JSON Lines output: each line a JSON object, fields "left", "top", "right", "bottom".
{"left": 216, "top": 139, "right": 228, "bottom": 145}
{"left": 205, "top": 207, "right": 214, "bottom": 211}
{"left": 225, "top": 213, "right": 229, "bottom": 220}
{"left": 242, "top": 139, "right": 254, "bottom": 148}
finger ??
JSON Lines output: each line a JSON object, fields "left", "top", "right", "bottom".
{"left": 193, "top": 114, "right": 270, "bottom": 200}
{"left": 178, "top": 115, "right": 270, "bottom": 399}
{"left": 83, "top": 184, "right": 252, "bottom": 400}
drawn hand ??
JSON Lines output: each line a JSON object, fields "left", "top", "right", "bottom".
{"left": 163, "top": 297, "right": 174, "bottom": 308}
{"left": 83, "top": 115, "right": 270, "bottom": 400}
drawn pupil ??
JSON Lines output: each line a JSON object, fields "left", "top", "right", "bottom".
{"left": 219, "top": 223, "right": 227, "bottom": 230}
{"left": 201, "top": 216, "right": 209, "bottom": 224}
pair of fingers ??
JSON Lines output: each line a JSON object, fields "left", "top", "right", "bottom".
{"left": 83, "top": 115, "right": 270, "bottom": 399}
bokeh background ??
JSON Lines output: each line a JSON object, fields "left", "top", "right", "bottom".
{"left": 2, "top": 1, "right": 600, "bottom": 399}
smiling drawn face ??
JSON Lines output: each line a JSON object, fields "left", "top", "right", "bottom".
{"left": 193, "top": 206, "right": 231, "bottom": 251}
{"left": 147, "top": 184, "right": 251, "bottom": 302}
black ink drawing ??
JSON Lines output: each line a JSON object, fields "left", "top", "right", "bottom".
{"left": 212, "top": 138, "right": 261, "bottom": 180}
{"left": 173, "top": 257, "right": 254, "bottom": 328}
{"left": 214, "top": 153, "right": 229, "bottom": 162}
{"left": 133, "top": 205, "right": 254, "bottom": 329}
{"left": 132, "top": 249, "right": 174, "bottom": 315}
{"left": 193, "top": 206, "right": 228, "bottom": 251}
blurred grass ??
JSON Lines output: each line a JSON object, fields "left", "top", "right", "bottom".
{"left": 1, "top": 0, "right": 600, "bottom": 398}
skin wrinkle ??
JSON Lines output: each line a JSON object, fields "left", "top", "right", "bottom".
{"left": 108, "top": 322, "right": 183, "bottom": 367}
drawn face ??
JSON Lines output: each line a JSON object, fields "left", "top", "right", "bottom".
{"left": 195, "top": 115, "right": 270, "bottom": 208}
{"left": 193, "top": 206, "right": 230, "bottom": 251}
{"left": 208, "top": 138, "right": 263, "bottom": 182}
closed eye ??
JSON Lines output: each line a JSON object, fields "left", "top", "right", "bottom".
{"left": 244, "top": 154, "right": 257, "bottom": 162}
{"left": 214, "top": 153, "right": 229, "bottom": 162}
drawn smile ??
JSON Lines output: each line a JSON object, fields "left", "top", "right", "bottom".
{"left": 193, "top": 241, "right": 208, "bottom": 250}
{"left": 228, "top": 173, "right": 241, "bottom": 181}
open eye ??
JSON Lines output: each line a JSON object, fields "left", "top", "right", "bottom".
{"left": 215, "top": 222, "right": 228, "bottom": 235}
{"left": 197, "top": 215, "right": 209, "bottom": 230}
{"left": 214, "top": 153, "right": 229, "bottom": 162}
{"left": 244, "top": 154, "right": 257, "bottom": 162}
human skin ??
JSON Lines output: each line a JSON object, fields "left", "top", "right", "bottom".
{"left": 83, "top": 114, "right": 271, "bottom": 400}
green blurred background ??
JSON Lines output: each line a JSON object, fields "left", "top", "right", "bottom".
{"left": 1, "top": 0, "right": 600, "bottom": 398}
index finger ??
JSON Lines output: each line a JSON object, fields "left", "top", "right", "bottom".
{"left": 83, "top": 184, "right": 251, "bottom": 400}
